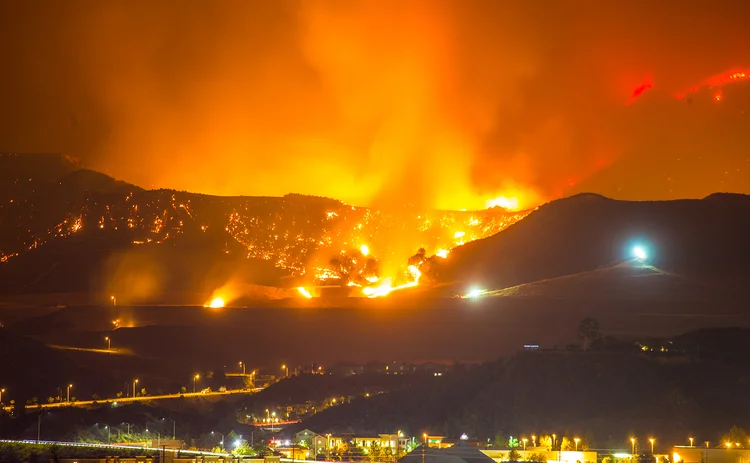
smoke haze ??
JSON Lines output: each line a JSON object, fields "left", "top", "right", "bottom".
{"left": 1, "top": 0, "right": 750, "bottom": 209}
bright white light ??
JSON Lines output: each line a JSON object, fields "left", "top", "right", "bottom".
{"left": 465, "top": 288, "right": 485, "bottom": 299}
{"left": 460, "top": 434, "right": 469, "bottom": 440}
{"left": 633, "top": 246, "right": 647, "bottom": 261}
{"left": 234, "top": 439, "right": 242, "bottom": 448}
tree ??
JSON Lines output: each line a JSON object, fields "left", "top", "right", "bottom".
{"left": 494, "top": 431, "right": 507, "bottom": 447}
{"left": 722, "top": 426, "right": 748, "bottom": 446}
{"left": 561, "top": 437, "right": 574, "bottom": 451}
{"left": 508, "top": 449, "right": 521, "bottom": 461}
{"left": 578, "top": 317, "right": 601, "bottom": 351}
{"left": 538, "top": 435, "right": 553, "bottom": 450}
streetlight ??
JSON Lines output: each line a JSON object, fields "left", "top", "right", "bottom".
{"left": 132, "top": 379, "right": 139, "bottom": 398}
{"left": 689, "top": 437, "right": 694, "bottom": 447}
{"left": 423, "top": 433, "right": 428, "bottom": 445}
{"left": 239, "top": 361, "right": 245, "bottom": 375}
{"left": 105, "top": 336, "right": 111, "bottom": 351}
{"left": 631, "top": 438, "right": 636, "bottom": 454}
{"left": 193, "top": 374, "right": 200, "bottom": 393}
{"left": 0, "top": 388, "right": 5, "bottom": 403}
{"left": 552, "top": 434, "right": 557, "bottom": 449}
{"left": 574, "top": 438, "right": 580, "bottom": 451}
{"left": 649, "top": 438, "right": 655, "bottom": 454}
{"left": 212, "top": 431, "right": 225, "bottom": 448}
{"left": 532, "top": 435, "right": 536, "bottom": 447}
{"left": 522, "top": 438, "right": 528, "bottom": 451}
{"left": 122, "top": 422, "right": 132, "bottom": 434}
{"left": 66, "top": 384, "right": 73, "bottom": 403}
{"left": 282, "top": 364, "right": 288, "bottom": 378}
{"left": 163, "top": 417, "right": 176, "bottom": 439}
{"left": 111, "top": 295, "right": 116, "bottom": 306}
{"left": 104, "top": 425, "right": 111, "bottom": 444}
{"left": 265, "top": 408, "right": 270, "bottom": 420}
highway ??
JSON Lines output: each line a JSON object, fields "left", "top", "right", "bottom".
{"left": 2, "top": 387, "right": 264, "bottom": 412}
{"left": 0, "top": 439, "right": 328, "bottom": 462}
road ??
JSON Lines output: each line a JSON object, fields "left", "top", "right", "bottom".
{"left": 0, "top": 439, "right": 327, "bottom": 462}
{"left": 2, "top": 387, "right": 264, "bottom": 412}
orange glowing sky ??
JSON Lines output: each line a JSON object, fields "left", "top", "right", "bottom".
{"left": 1, "top": 0, "right": 750, "bottom": 210}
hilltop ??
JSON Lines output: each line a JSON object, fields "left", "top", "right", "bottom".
{"left": 440, "top": 193, "right": 750, "bottom": 293}
{"left": 0, "top": 153, "right": 525, "bottom": 303}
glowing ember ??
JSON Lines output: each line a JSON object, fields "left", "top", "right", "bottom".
{"left": 297, "top": 287, "right": 313, "bottom": 298}
{"left": 206, "top": 297, "right": 225, "bottom": 308}
{"left": 486, "top": 196, "right": 520, "bottom": 211}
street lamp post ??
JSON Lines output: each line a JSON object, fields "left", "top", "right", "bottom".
{"left": 523, "top": 438, "right": 528, "bottom": 451}
{"left": 574, "top": 438, "right": 580, "bottom": 452}
{"left": 193, "top": 374, "right": 200, "bottom": 393}
{"left": 690, "top": 437, "right": 694, "bottom": 447}
{"left": 631, "top": 438, "right": 636, "bottom": 455}
{"left": 163, "top": 418, "right": 176, "bottom": 439}
{"left": 104, "top": 425, "right": 111, "bottom": 444}
{"left": 105, "top": 336, "right": 111, "bottom": 351}
{"left": 649, "top": 438, "right": 655, "bottom": 454}
{"left": 66, "top": 384, "right": 73, "bottom": 403}
{"left": 239, "top": 361, "right": 245, "bottom": 375}
{"left": 212, "top": 431, "right": 225, "bottom": 449}
{"left": 0, "top": 388, "right": 5, "bottom": 404}
{"left": 111, "top": 295, "right": 116, "bottom": 306}
{"left": 552, "top": 434, "right": 557, "bottom": 450}
{"left": 132, "top": 379, "right": 139, "bottom": 398}
{"left": 282, "top": 364, "right": 288, "bottom": 378}
{"left": 123, "top": 422, "right": 132, "bottom": 434}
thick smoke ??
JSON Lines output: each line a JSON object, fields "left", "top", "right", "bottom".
{"left": 1, "top": 0, "right": 749, "bottom": 208}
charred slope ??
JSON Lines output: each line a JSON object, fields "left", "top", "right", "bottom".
{"left": 442, "top": 193, "right": 750, "bottom": 290}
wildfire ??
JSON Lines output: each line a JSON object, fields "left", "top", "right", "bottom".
{"left": 297, "top": 287, "right": 313, "bottom": 298}
{"left": 206, "top": 297, "right": 225, "bottom": 308}
{"left": 359, "top": 244, "right": 369, "bottom": 256}
{"left": 436, "top": 249, "right": 449, "bottom": 258}
{"left": 362, "top": 264, "right": 421, "bottom": 298}
{"left": 486, "top": 196, "right": 520, "bottom": 211}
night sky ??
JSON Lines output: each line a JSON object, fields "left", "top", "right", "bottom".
{"left": 1, "top": 0, "right": 750, "bottom": 210}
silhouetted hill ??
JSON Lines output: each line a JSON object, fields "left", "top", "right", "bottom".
{"left": 290, "top": 346, "right": 750, "bottom": 446}
{"left": 441, "top": 194, "right": 750, "bottom": 291}
{"left": 0, "top": 329, "right": 118, "bottom": 405}
{"left": 0, "top": 154, "right": 525, "bottom": 302}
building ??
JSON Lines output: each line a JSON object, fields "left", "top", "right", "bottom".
{"left": 294, "top": 429, "right": 327, "bottom": 455}
{"left": 482, "top": 448, "right": 597, "bottom": 463}
{"left": 673, "top": 446, "right": 750, "bottom": 463}
{"left": 400, "top": 442, "right": 498, "bottom": 463}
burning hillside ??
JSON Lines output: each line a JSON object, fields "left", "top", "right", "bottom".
{"left": 0, "top": 154, "right": 529, "bottom": 303}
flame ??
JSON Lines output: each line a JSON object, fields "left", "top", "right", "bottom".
{"left": 206, "top": 297, "right": 225, "bottom": 308}
{"left": 297, "top": 287, "right": 313, "bottom": 299}
{"left": 485, "top": 196, "right": 520, "bottom": 211}
{"left": 361, "top": 264, "right": 421, "bottom": 298}
{"left": 435, "top": 249, "right": 449, "bottom": 258}
{"left": 359, "top": 244, "right": 370, "bottom": 256}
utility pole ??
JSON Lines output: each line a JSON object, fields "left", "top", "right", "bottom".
{"left": 37, "top": 412, "right": 44, "bottom": 443}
